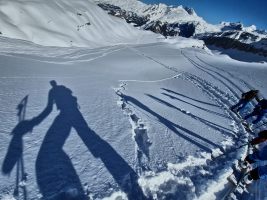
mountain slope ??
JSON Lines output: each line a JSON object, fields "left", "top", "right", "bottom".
{"left": 0, "top": 0, "right": 157, "bottom": 47}
{"left": 95, "top": 0, "right": 267, "bottom": 60}
{"left": 95, "top": 0, "right": 219, "bottom": 35}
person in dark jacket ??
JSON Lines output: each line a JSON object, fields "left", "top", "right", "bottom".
{"left": 3, "top": 81, "right": 146, "bottom": 200}
{"left": 241, "top": 130, "right": 267, "bottom": 184}
{"left": 244, "top": 99, "right": 267, "bottom": 124}
{"left": 249, "top": 130, "right": 267, "bottom": 145}
{"left": 231, "top": 90, "right": 260, "bottom": 113}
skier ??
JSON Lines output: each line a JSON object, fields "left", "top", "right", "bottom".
{"left": 243, "top": 99, "right": 267, "bottom": 125}
{"left": 249, "top": 130, "right": 267, "bottom": 144}
{"left": 230, "top": 90, "right": 260, "bottom": 113}
{"left": 240, "top": 130, "right": 267, "bottom": 184}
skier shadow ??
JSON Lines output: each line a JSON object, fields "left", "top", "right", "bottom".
{"left": 3, "top": 81, "right": 146, "bottom": 200}
{"left": 118, "top": 92, "right": 220, "bottom": 153}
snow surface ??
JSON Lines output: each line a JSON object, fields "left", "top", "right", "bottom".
{"left": 0, "top": 0, "right": 267, "bottom": 199}
{"left": 0, "top": 34, "right": 267, "bottom": 199}
{"left": 0, "top": 0, "right": 158, "bottom": 47}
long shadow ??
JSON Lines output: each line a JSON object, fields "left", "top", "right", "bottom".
{"left": 2, "top": 95, "right": 29, "bottom": 199}
{"left": 146, "top": 94, "right": 235, "bottom": 137}
{"left": 118, "top": 93, "right": 220, "bottom": 153}
{"left": 2, "top": 81, "right": 146, "bottom": 200}
{"left": 161, "top": 92, "right": 230, "bottom": 119}
{"left": 161, "top": 88, "right": 218, "bottom": 107}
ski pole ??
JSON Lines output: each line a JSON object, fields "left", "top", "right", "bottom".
{"left": 14, "top": 95, "right": 28, "bottom": 199}
{"left": 227, "top": 142, "right": 249, "bottom": 153}
{"left": 212, "top": 142, "right": 249, "bottom": 159}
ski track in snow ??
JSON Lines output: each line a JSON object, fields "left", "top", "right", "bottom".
{"left": 130, "top": 45, "right": 246, "bottom": 139}
{"left": 183, "top": 52, "right": 241, "bottom": 99}
{"left": 124, "top": 46, "right": 260, "bottom": 199}
{"left": 118, "top": 74, "right": 182, "bottom": 83}
{"left": 0, "top": 45, "right": 126, "bottom": 65}
{"left": 127, "top": 45, "right": 182, "bottom": 74}
{"left": 189, "top": 56, "right": 267, "bottom": 199}
{"left": 180, "top": 51, "right": 265, "bottom": 199}
{"left": 1, "top": 40, "right": 266, "bottom": 199}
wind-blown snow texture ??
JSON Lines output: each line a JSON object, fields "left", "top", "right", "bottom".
{"left": 0, "top": 35, "right": 267, "bottom": 199}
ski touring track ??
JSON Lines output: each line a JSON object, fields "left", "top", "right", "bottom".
{"left": 0, "top": 41, "right": 126, "bottom": 65}
{"left": 116, "top": 45, "right": 259, "bottom": 199}
{"left": 180, "top": 50, "right": 265, "bottom": 199}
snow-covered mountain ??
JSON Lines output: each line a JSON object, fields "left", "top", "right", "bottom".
{"left": 96, "top": 0, "right": 220, "bottom": 37}
{"left": 95, "top": 0, "right": 267, "bottom": 58}
{"left": 0, "top": 0, "right": 157, "bottom": 47}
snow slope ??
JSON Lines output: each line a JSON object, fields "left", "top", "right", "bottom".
{"left": 0, "top": 0, "right": 157, "bottom": 47}
{"left": 0, "top": 35, "right": 267, "bottom": 200}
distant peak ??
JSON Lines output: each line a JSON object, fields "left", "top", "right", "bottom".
{"left": 183, "top": 6, "right": 196, "bottom": 16}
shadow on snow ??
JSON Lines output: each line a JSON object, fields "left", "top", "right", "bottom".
{"left": 118, "top": 92, "right": 220, "bottom": 153}
{"left": 2, "top": 81, "right": 146, "bottom": 200}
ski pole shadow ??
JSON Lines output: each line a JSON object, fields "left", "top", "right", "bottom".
{"left": 161, "top": 88, "right": 218, "bottom": 107}
{"left": 3, "top": 81, "right": 146, "bottom": 200}
{"left": 117, "top": 92, "right": 219, "bottom": 153}
{"left": 147, "top": 94, "right": 235, "bottom": 138}
{"left": 2, "top": 95, "right": 29, "bottom": 199}
{"left": 161, "top": 92, "right": 230, "bottom": 119}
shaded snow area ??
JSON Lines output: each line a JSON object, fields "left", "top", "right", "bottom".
{"left": 0, "top": 36, "right": 267, "bottom": 200}
{"left": 0, "top": 0, "right": 158, "bottom": 47}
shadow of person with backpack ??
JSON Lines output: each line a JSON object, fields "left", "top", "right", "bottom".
{"left": 3, "top": 80, "right": 147, "bottom": 200}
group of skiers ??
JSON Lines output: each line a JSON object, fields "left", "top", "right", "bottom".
{"left": 230, "top": 90, "right": 267, "bottom": 184}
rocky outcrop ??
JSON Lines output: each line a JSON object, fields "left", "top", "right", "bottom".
{"left": 98, "top": 3, "right": 149, "bottom": 27}
{"left": 98, "top": 3, "right": 197, "bottom": 37}
{"left": 97, "top": 2, "right": 267, "bottom": 58}
{"left": 201, "top": 36, "right": 267, "bottom": 57}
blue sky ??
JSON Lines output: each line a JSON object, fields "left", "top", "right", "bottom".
{"left": 141, "top": 0, "right": 267, "bottom": 31}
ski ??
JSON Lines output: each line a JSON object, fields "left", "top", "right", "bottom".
{"left": 223, "top": 166, "right": 249, "bottom": 200}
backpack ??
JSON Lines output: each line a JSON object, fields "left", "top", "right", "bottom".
{"left": 242, "top": 90, "right": 257, "bottom": 100}
{"left": 259, "top": 99, "right": 267, "bottom": 109}
{"left": 53, "top": 85, "right": 78, "bottom": 110}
